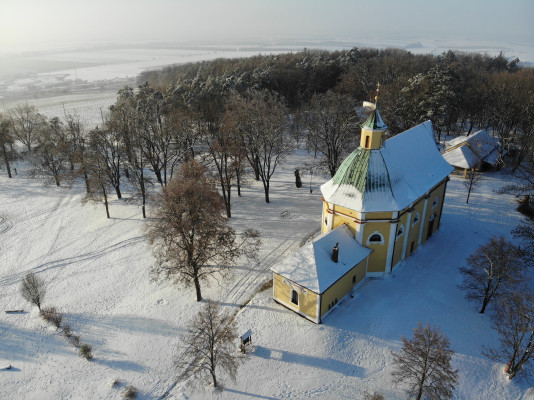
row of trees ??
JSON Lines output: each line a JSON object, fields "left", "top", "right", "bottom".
{"left": 3, "top": 48, "right": 533, "bottom": 217}
{"left": 140, "top": 48, "right": 534, "bottom": 202}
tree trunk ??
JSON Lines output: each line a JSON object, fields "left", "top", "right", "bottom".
{"left": 415, "top": 385, "right": 424, "bottom": 400}
{"left": 236, "top": 168, "right": 242, "bottom": 197}
{"left": 211, "top": 367, "right": 217, "bottom": 387}
{"left": 55, "top": 174, "right": 61, "bottom": 187}
{"left": 114, "top": 184, "right": 122, "bottom": 199}
{"left": 103, "top": 186, "right": 110, "bottom": 219}
{"left": 479, "top": 297, "right": 489, "bottom": 314}
{"left": 194, "top": 273, "right": 202, "bottom": 302}
{"left": 154, "top": 168, "right": 163, "bottom": 186}
{"left": 2, "top": 144, "right": 12, "bottom": 178}
{"left": 253, "top": 158, "right": 260, "bottom": 181}
{"left": 263, "top": 180, "right": 270, "bottom": 203}
{"left": 84, "top": 173, "right": 90, "bottom": 193}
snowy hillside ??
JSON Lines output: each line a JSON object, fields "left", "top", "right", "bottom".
{"left": 0, "top": 150, "right": 532, "bottom": 399}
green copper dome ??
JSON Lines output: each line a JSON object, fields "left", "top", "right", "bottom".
{"left": 332, "top": 147, "right": 370, "bottom": 194}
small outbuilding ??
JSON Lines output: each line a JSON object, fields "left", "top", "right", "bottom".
{"left": 271, "top": 224, "right": 371, "bottom": 323}
{"left": 443, "top": 130, "right": 501, "bottom": 174}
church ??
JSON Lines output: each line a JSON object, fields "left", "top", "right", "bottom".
{"left": 271, "top": 102, "right": 454, "bottom": 323}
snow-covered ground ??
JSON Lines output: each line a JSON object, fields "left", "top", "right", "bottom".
{"left": 0, "top": 145, "right": 532, "bottom": 399}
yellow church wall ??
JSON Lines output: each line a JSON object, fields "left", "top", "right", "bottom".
{"left": 363, "top": 220, "right": 391, "bottom": 272}
{"left": 333, "top": 204, "right": 362, "bottom": 220}
{"left": 273, "top": 273, "right": 318, "bottom": 322}
{"left": 321, "top": 201, "right": 329, "bottom": 233}
{"left": 320, "top": 259, "right": 367, "bottom": 318}
{"left": 365, "top": 211, "right": 393, "bottom": 220}
{"left": 332, "top": 215, "right": 357, "bottom": 235}
{"left": 421, "top": 180, "right": 447, "bottom": 244}
{"left": 392, "top": 211, "right": 410, "bottom": 268}
{"left": 406, "top": 199, "right": 426, "bottom": 257}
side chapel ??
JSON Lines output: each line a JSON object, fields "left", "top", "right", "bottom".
{"left": 271, "top": 96, "right": 454, "bottom": 323}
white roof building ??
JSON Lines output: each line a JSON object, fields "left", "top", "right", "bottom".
{"left": 270, "top": 224, "right": 372, "bottom": 294}
{"left": 443, "top": 130, "right": 501, "bottom": 170}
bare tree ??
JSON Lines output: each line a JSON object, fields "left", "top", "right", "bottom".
{"left": 30, "top": 117, "right": 72, "bottom": 186}
{"left": 20, "top": 272, "right": 46, "bottom": 311}
{"left": 63, "top": 110, "right": 90, "bottom": 193}
{"left": 458, "top": 236, "right": 525, "bottom": 314}
{"left": 303, "top": 90, "right": 358, "bottom": 177}
{"left": 484, "top": 291, "right": 534, "bottom": 380}
{"left": 513, "top": 223, "right": 534, "bottom": 266}
{"left": 83, "top": 145, "right": 114, "bottom": 218}
{"left": 177, "top": 300, "right": 242, "bottom": 388}
{"left": 109, "top": 86, "right": 152, "bottom": 218}
{"left": 463, "top": 168, "right": 482, "bottom": 204}
{"left": 391, "top": 322, "right": 458, "bottom": 400}
{"left": 8, "top": 104, "right": 45, "bottom": 152}
{"left": 87, "top": 125, "right": 123, "bottom": 199}
{"left": 231, "top": 89, "right": 292, "bottom": 203}
{"left": 146, "top": 160, "right": 260, "bottom": 301}
{"left": 0, "top": 115, "right": 14, "bottom": 178}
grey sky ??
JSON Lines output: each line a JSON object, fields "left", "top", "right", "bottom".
{"left": 1, "top": 0, "right": 533, "bottom": 50}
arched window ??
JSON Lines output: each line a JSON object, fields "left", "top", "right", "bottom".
{"left": 365, "top": 136, "right": 370, "bottom": 148}
{"left": 290, "top": 290, "right": 299, "bottom": 306}
{"left": 432, "top": 196, "right": 439, "bottom": 209}
{"left": 367, "top": 232, "right": 384, "bottom": 245}
{"left": 412, "top": 213, "right": 420, "bottom": 226}
{"left": 396, "top": 225, "right": 405, "bottom": 238}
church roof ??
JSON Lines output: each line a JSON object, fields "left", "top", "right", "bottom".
{"left": 443, "top": 130, "right": 500, "bottom": 169}
{"left": 270, "top": 224, "right": 372, "bottom": 294}
{"left": 321, "top": 120, "right": 454, "bottom": 213}
{"left": 362, "top": 108, "right": 387, "bottom": 130}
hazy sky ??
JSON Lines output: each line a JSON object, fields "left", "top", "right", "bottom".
{"left": 1, "top": 0, "right": 533, "bottom": 51}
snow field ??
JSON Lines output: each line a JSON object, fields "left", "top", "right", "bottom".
{"left": 0, "top": 150, "right": 532, "bottom": 399}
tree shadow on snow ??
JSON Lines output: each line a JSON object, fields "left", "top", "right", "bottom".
{"left": 252, "top": 345, "right": 365, "bottom": 378}
{"left": 93, "top": 357, "right": 147, "bottom": 372}
{"left": 0, "top": 321, "right": 72, "bottom": 363}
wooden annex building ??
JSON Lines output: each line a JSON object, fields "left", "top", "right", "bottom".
{"left": 271, "top": 104, "right": 454, "bottom": 323}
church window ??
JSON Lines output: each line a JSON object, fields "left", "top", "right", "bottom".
{"left": 367, "top": 232, "right": 384, "bottom": 245}
{"left": 396, "top": 225, "right": 405, "bottom": 238}
{"left": 290, "top": 289, "right": 299, "bottom": 306}
{"left": 352, "top": 275, "right": 357, "bottom": 285}
{"left": 365, "top": 136, "right": 370, "bottom": 148}
{"left": 432, "top": 197, "right": 439, "bottom": 209}
{"left": 413, "top": 213, "right": 420, "bottom": 225}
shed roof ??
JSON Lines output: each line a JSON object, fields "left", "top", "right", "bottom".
{"left": 270, "top": 224, "right": 372, "bottom": 294}
{"left": 443, "top": 130, "right": 500, "bottom": 169}
{"left": 321, "top": 120, "right": 453, "bottom": 212}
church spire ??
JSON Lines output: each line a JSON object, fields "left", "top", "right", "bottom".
{"left": 360, "top": 83, "right": 387, "bottom": 150}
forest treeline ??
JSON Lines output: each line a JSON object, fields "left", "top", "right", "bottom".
{"left": 1, "top": 47, "right": 533, "bottom": 219}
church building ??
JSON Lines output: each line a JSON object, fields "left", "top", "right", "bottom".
{"left": 271, "top": 101, "right": 454, "bottom": 323}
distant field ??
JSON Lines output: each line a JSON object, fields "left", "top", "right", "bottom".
{"left": 0, "top": 89, "right": 121, "bottom": 127}
{"left": 1, "top": 39, "right": 532, "bottom": 127}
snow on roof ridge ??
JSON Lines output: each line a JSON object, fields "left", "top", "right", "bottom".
{"left": 270, "top": 224, "right": 372, "bottom": 293}
{"left": 322, "top": 120, "right": 453, "bottom": 212}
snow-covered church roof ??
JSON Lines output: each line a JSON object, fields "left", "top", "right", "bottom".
{"left": 321, "top": 120, "right": 454, "bottom": 213}
{"left": 270, "top": 224, "right": 372, "bottom": 294}
{"left": 443, "top": 130, "right": 500, "bottom": 169}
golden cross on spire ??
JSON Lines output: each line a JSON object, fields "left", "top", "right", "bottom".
{"left": 375, "top": 82, "right": 380, "bottom": 103}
